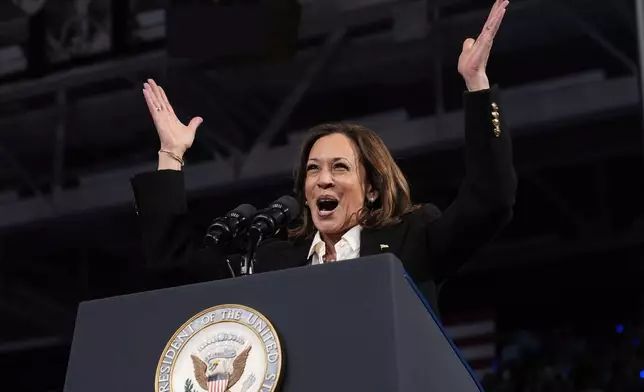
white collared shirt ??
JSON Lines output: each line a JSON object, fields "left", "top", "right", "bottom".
{"left": 307, "top": 225, "right": 362, "bottom": 265}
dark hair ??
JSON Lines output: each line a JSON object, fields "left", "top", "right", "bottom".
{"left": 289, "top": 123, "right": 419, "bottom": 238}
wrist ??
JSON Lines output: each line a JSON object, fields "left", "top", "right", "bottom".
{"left": 159, "top": 145, "right": 186, "bottom": 158}
{"left": 465, "top": 75, "right": 490, "bottom": 92}
{"left": 158, "top": 154, "right": 182, "bottom": 171}
{"left": 158, "top": 149, "right": 184, "bottom": 171}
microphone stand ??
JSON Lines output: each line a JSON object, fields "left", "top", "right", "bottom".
{"left": 225, "top": 257, "right": 236, "bottom": 278}
{"left": 241, "top": 228, "right": 262, "bottom": 276}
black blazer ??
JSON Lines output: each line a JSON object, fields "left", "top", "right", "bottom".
{"left": 130, "top": 87, "right": 517, "bottom": 314}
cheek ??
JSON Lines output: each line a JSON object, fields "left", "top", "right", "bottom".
{"left": 304, "top": 178, "right": 317, "bottom": 204}
{"left": 346, "top": 193, "right": 365, "bottom": 211}
{"left": 338, "top": 180, "right": 365, "bottom": 210}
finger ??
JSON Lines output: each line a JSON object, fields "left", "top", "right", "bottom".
{"left": 478, "top": 6, "right": 506, "bottom": 46}
{"left": 480, "top": 0, "right": 505, "bottom": 35}
{"left": 486, "top": 7, "right": 507, "bottom": 42}
{"left": 158, "top": 86, "right": 176, "bottom": 117}
{"left": 483, "top": 0, "right": 504, "bottom": 29}
{"left": 468, "top": 32, "right": 495, "bottom": 70}
{"left": 143, "top": 82, "right": 161, "bottom": 107}
{"left": 469, "top": 36, "right": 492, "bottom": 69}
{"left": 157, "top": 85, "right": 170, "bottom": 107}
{"left": 462, "top": 38, "right": 476, "bottom": 52}
{"left": 142, "top": 86, "right": 163, "bottom": 117}
{"left": 470, "top": 9, "right": 504, "bottom": 67}
{"left": 188, "top": 117, "right": 204, "bottom": 132}
{"left": 147, "top": 78, "right": 165, "bottom": 111}
{"left": 480, "top": 1, "right": 508, "bottom": 39}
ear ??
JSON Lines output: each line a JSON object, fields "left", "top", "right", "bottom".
{"left": 366, "top": 188, "right": 379, "bottom": 203}
{"left": 365, "top": 182, "right": 376, "bottom": 195}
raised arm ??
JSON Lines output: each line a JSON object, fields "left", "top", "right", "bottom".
{"left": 131, "top": 80, "right": 232, "bottom": 285}
{"left": 428, "top": 0, "right": 517, "bottom": 281}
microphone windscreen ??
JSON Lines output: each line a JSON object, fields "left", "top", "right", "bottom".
{"left": 274, "top": 195, "right": 300, "bottom": 222}
{"left": 234, "top": 204, "right": 257, "bottom": 219}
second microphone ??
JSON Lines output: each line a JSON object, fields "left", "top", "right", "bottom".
{"left": 204, "top": 195, "right": 300, "bottom": 253}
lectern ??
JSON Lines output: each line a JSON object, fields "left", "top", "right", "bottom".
{"left": 63, "top": 254, "right": 484, "bottom": 392}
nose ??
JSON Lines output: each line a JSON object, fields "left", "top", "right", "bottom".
{"left": 317, "top": 168, "right": 334, "bottom": 189}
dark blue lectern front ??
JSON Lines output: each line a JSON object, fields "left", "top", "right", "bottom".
{"left": 63, "top": 254, "right": 484, "bottom": 392}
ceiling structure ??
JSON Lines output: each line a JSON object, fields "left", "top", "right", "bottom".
{"left": 0, "top": 0, "right": 643, "bottom": 389}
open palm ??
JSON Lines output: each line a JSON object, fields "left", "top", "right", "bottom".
{"left": 458, "top": 0, "right": 509, "bottom": 91}
{"left": 142, "top": 78, "right": 203, "bottom": 156}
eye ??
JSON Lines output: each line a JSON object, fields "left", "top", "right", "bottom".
{"left": 306, "top": 164, "right": 319, "bottom": 172}
{"left": 334, "top": 163, "right": 349, "bottom": 170}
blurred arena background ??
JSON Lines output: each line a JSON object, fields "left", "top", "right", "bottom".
{"left": 1, "top": 0, "right": 644, "bottom": 390}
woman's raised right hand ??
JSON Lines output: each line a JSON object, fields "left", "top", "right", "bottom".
{"left": 143, "top": 78, "right": 203, "bottom": 158}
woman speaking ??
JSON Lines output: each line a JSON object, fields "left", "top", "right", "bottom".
{"left": 131, "top": 0, "right": 516, "bottom": 314}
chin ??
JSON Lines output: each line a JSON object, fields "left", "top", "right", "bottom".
{"left": 312, "top": 217, "right": 345, "bottom": 235}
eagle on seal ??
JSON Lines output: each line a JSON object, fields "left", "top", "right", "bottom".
{"left": 190, "top": 345, "right": 252, "bottom": 391}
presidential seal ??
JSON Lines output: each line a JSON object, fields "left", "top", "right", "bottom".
{"left": 155, "top": 305, "right": 283, "bottom": 392}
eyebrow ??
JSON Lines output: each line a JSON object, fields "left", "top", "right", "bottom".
{"left": 307, "top": 157, "right": 350, "bottom": 162}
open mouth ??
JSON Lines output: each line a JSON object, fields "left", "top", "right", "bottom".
{"left": 316, "top": 197, "right": 339, "bottom": 216}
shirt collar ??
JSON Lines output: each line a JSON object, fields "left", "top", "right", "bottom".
{"left": 307, "top": 225, "right": 363, "bottom": 259}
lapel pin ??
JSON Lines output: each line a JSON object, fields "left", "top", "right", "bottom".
{"left": 380, "top": 244, "right": 389, "bottom": 250}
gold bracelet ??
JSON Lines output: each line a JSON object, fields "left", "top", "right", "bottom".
{"left": 158, "top": 149, "right": 185, "bottom": 166}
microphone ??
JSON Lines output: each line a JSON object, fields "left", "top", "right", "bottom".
{"left": 249, "top": 195, "right": 300, "bottom": 239}
{"left": 241, "top": 195, "right": 300, "bottom": 275}
{"left": 204, "top": 204, "right": 257, "bottom": 250}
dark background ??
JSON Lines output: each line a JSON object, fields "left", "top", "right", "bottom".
{"left": 0, "top": 0, "right": 643, "bottom": 390}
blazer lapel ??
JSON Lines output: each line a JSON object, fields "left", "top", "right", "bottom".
{"left": 291, "top": 237, "right": 314, "bottom": 267}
